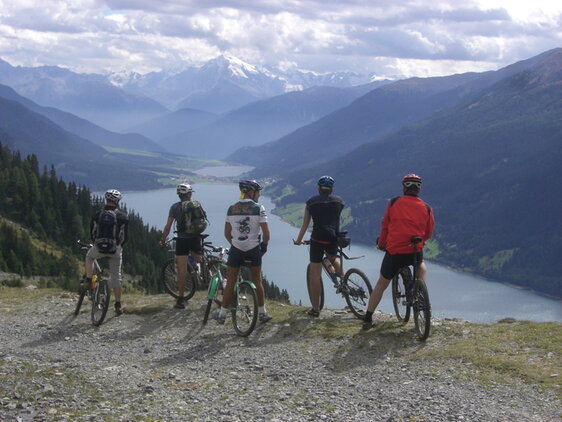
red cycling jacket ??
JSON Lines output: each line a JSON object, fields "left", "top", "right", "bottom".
{"left": 377, "top": 194, "right": 434, "bottom": 255}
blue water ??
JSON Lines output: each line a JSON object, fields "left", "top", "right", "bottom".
{"left": 121, "top": 183, "right": 562, "bottom": 323}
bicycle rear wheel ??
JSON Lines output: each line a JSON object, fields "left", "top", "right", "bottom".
{"left": 342, "top": 268, "right": 372, "bottom": 319}
{"left": 306, "top": 263, "right": 325, "bottom": 311}
{"left": 392, "top": 266, "right": 412, "bottom": 323}
{"left": 413, "top": 279, "right": 431, "bottom": 340}
{"left": 74, "top": 280, "right": 87, "bottom": 316}
{"left": 232, "top": 281, "right": 258, "bottom": 337}
{"left": 91, "top": 278, "right": 111, "bottom": 326}
{"left": 161, "top": 258, "right": 197, "bottom": 300}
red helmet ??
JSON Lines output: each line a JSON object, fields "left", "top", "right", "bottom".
{"left": 402, "top": 174, "right": 422, "bottom": 188}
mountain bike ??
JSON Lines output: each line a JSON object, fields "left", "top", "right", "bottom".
{"left": 74, "top": 241, "right": 111, "bottom": 326}
{"left": 203, "top": 254, "right": 259, "bottom": 337}
{"left": 160, "top": 235, "right": 217, "bottom": 300}
{"left": 391, "top": 236, "right": 431, "bottom": 340}
{"left": 301, "top": 233, "right": 372, "bottom": 319}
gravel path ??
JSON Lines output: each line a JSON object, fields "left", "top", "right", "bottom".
{"left": 0, "top": 289, "right": 560, "bottom": 422}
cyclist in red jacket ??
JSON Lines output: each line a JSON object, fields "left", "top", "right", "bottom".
{"left": 362, "top": 174, "right": 434, "bottom": 329}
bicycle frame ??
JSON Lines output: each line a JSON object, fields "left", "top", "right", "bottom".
{"left": 204, "top": 258, "right": 259, "bottom": 336}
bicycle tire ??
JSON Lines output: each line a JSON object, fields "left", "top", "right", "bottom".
{"left": 161, "top": 258, "right": 197, "bottom": 300}
{"left": 342, "top": 268, "right": 372, "bottom": 319}
{"left": 74, "top": 282, "right": 87, "bottom": 316}
{"left": 413, "top": 279, "right": 431, "bottom": 340}
{"left": 91, "top": 278, "right": 111, "bottom": 326}
{"left": 392, "top": 266, "right": 412, "bottom": 323}
{"left": 232, "top": 281, "right": 258, "bottom": 337}
{"left": 306, "top": 263, "right": 325, "bottom": 311}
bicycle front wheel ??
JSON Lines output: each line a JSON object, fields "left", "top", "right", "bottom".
{"left": 413, "top": 279, "right": 431, "bottom": 341}
{"left": 392, "top": 267, "right": 412, "bottom": 323}
{"left": 161, "top": 258, "right": 197, "bottom": 300}
{"left": 306, "top": 263, "right": 325, "bottom": 311}
{"left": 232, "top": 281, "right": 258, "bottom": 337}
{"left": 91, "top": 278, "right": 111, "bottom": 326}
{"left": 203, "top": 272, "right": 225, "bottom": 324}
{"left": 342, "top": 268, "right": 372, "bottom": 319}
{"left": 74, "top": 281, "right": 87, "bottom": 316}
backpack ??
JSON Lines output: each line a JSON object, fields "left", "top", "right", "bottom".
{"left": 94, "top": 209, "right": 119, "bottom": 254}
{"left": 177, "top": 200, "right": 208, "bottom": 235}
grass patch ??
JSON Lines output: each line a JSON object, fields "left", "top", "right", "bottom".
{"left": 417, "top": 321, "right": 562, "bottom": 393}
{"left": 271, "top": 203, "right": 305, "bottom": 227}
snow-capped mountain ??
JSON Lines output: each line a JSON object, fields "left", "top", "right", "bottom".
{"left": 112, "top": 55, "right": 376, "bottom": 113}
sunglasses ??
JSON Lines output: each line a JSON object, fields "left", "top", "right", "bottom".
{"left": 403, "top": 181, "right": 421, "bottom": 188}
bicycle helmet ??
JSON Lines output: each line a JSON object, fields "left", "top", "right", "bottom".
{"left": 104, "top": 189, "right": 122, "bottom": 203}
{"left": 176, "top": 183, "right": 193, "bottom": 195}
{"left": 317, "top": 175, "right": 335, "bottom": 188}
{"left": 402, "top": 173, "right": 422, "bottom": 188}
{"left": 239, "top": 179, "right": 262, "bottom": 192}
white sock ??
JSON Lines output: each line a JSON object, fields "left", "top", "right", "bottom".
{"left": 219, "top": 307, "right": 227, "bottom": 317}
{"left": 258, "top": 306, "right": 266, "bottom": 314}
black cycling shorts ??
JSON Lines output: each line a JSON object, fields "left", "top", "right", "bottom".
{"left": 175, "top": 236, "right": 203, "bottom": 256}
{"left": 380, "top": 251, "right": 423, "bottom": 280}
{"left": 227, "top": 245, "right": 262, "bottom": 268}
{"left": 309, "top": 239, "right": 338, "bottom": 263}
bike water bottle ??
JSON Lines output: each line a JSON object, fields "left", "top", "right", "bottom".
{"left": 91, "top": 274, "right": 98, "bottom": 290}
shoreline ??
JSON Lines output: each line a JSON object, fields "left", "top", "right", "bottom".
{"left": 270, "top": 206, "right": 562, "bottom": 303}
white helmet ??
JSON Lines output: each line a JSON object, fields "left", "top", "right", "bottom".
{"left": 104, "top": 189, "right": 121, "bottom": 203}
{"left": 176, "top": 183, "right": 193, "bottom": 195}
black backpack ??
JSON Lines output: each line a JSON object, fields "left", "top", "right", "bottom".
{"left": 94, "top": 209, "right": 118, "bottom": 254}
{"left": 177, "top": 200, "right": 208, "bottom": 235}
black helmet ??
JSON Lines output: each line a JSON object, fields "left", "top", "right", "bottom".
{"left": 239, "top": 179, "right": 262, "bottom": 192}
{"left": 317, "top": 175, "right": 335, "bottom": 188}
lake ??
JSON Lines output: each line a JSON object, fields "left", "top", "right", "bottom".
{"left": 121, "top": 183, "right": 562, "bottom": 323}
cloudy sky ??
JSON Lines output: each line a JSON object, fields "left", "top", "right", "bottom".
{"left": 0, "top": 0, "right": 560, "bottom": 78}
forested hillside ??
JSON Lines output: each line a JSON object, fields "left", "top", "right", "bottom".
{"left": 0, "top": 142, "right": 289, "bottom": 301}
{"left": 267, "top": 49, "right": 562, "bottom": 298}
{"left": 0, "top": 142, "right": 168, "bottom": 290}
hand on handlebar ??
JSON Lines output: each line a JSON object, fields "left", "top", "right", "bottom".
{"left": 293, "top": 239, "right": 302, "bottom": 245}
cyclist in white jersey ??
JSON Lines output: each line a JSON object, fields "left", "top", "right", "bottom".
{"left": 213, "top": 180, "right": 272, "bottom": 324}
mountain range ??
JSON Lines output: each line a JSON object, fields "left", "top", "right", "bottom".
{"left": 264, "top": 48, "right": 562, "bottom": 297}
{"left": 0, "top": 55, "right": 378, "bottom": 133}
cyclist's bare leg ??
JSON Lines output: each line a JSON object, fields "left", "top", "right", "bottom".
{"left": 85, "top": 261, "right": 94, "bottom": 278}
{"left": 328, "top": 255, "right": 342, "bottom": 277}
{"left": 366, "top": 274, "right": 391, "bottom": 313}
{"left": 176, "top": 255, "right": 188, "bottom": 297}
{"left": 309, "top": 262, "right": 323, "bottom": 311}
{"left": 250, "top": 266, "right": 265, "bottom": 307}
{"left": 417, "top": 261, "right": 427, "bottom": 280}
{"left": 221, "top": 266, "right": 240, "bottom": 309}
{"left": 113, "top": 286, "right": 122, "bottom": 302}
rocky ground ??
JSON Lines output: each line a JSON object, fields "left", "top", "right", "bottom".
{"left": 0, "top": 288, "right": 560, "bottom": 422}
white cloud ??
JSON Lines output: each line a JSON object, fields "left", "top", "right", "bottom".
{"left": 0, "top": 0, "right": 559, "bottom": 76}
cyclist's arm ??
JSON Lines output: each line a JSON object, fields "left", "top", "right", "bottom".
{"left": 423, "top": 206, "right": 435, "bottom": 242}
{"left": 294, "top": 206, "right": 311, "bottom": 245}
{"left": 260, "top": 222, "right": 270, "bottom": 244}
{"left": 160, "top": 216, "right": 174, "bottom": 245}
{"left": 224, "top": 222, "right": 233, "bottom": 245}
{"left": 378, "top": 201, "right": 392, "bottom": 248}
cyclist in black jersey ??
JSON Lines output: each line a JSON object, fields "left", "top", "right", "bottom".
{"left": 294, "top": 176, "right": 345, "bottom": 317}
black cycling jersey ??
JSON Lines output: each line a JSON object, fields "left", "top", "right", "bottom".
{"left": 306, "top": 193, "right": 344, "bottom": 243}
